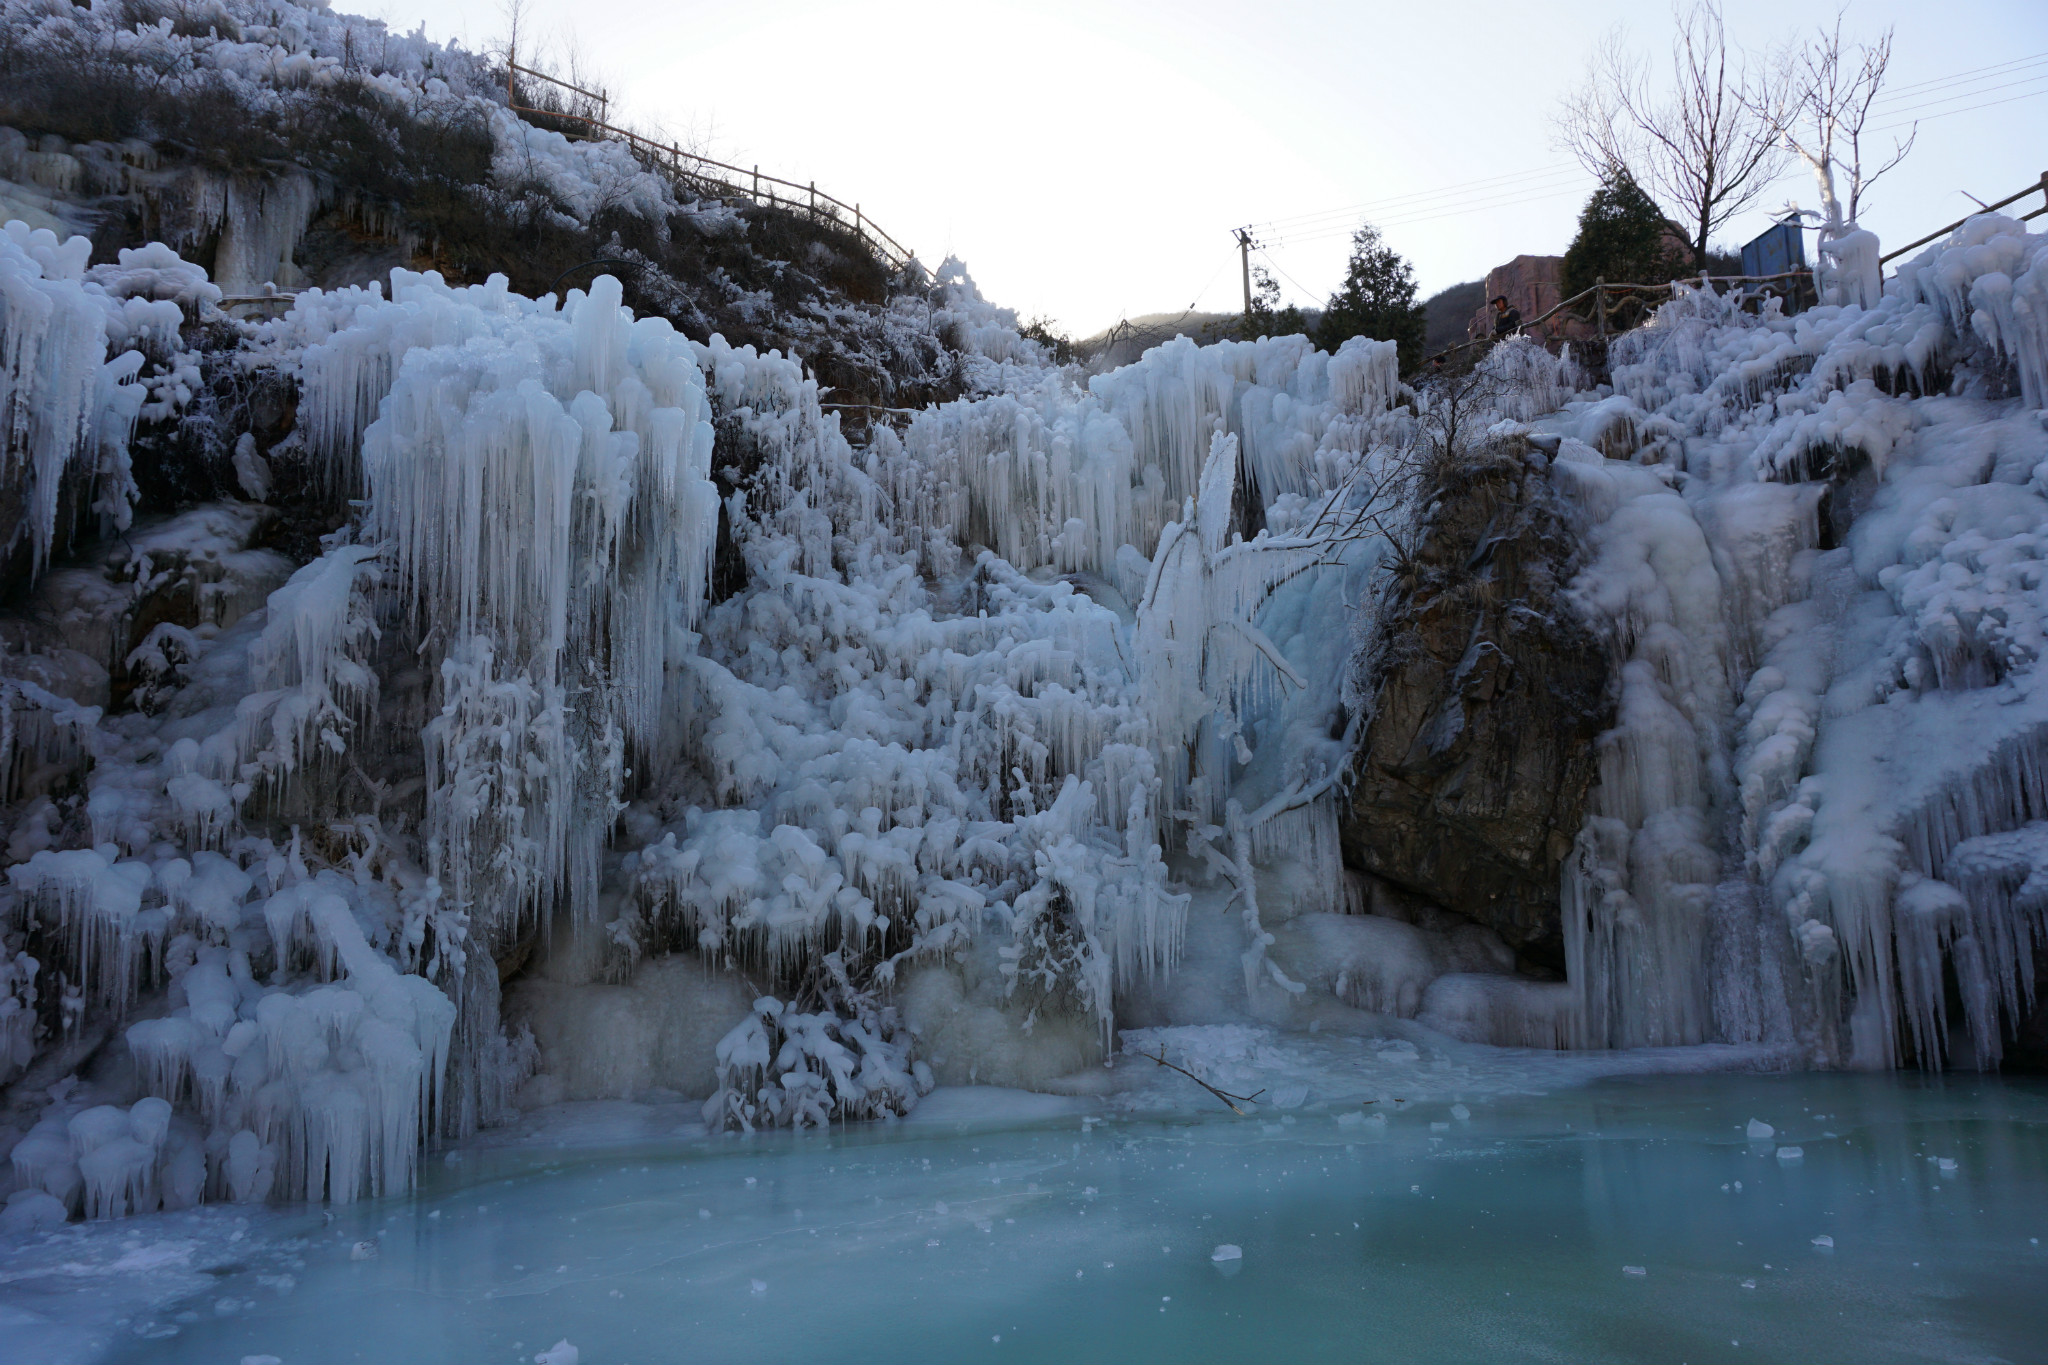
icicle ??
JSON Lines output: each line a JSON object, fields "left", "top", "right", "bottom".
{"left": 7, "top": 848, "right": 158, "bottom": 1012}
{"left": 0, "top": 221, "right": 146, "bottom": 578}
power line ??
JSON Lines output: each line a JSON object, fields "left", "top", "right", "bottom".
{"left": 1254, "top": 248, "right": 1321, "bottom": 304}
{"left": 1871, "top": 82, "right": 2048, "bottom": 136}
{"left": 1272, "top": 172, "right": 1591, "bottom": 239}
{"left": 1251, "top": 48, "right": 2046, "bottom": 254}
{"left": 1874, "top": 50, "right": 2048, "bottom": 102}
{"left": 1251, "top": 165, "right": 1573, "bottom": 230}
{"left": 1247, "top": 164, "right": 1584, "bottom": 235}
{"left": 1269, "top": 177, "right": 1593, "bottom": 248}
{"left": 1252, "top": 176, "right": 1597, "bottom": 305}
{"left": 1261, "top": 170, "right": 1591, "bottom": 247}
{"left": 1250, "top": 170, "right": 1583, "bottom": 240}
{"left": 1256, "top": 165, "right": 1577, "bottom": 229}
{"left": 1189, "top": 246, "right": 1243, "bottom": 311}
{"left": 1875, "top": 70, "right": 2048, "bottom": 121}
{"left": 1377, "top": 181, "right": 1592, "bottom": 231}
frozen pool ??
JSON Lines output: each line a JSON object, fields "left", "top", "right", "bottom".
{"left": 4, "top": 1073, "right": 2046, "bottom": 1365}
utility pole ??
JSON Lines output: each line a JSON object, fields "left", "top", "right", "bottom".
{"left": 1235, "top": 227, "right": 1255, "bottom": 318}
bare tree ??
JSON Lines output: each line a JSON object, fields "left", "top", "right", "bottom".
{"left": 1760, "top": 15, "right": 1915, "bottom": 236}
{"left": 1556, "top": 0, "right": 1788, "bottom": 266}
{"left": 498, "top": 0, "right": 528, "bottom": 84}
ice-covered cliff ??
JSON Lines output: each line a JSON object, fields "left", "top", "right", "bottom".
{"left": 5, "top": 0, "right": 2048, "bottom": 1238}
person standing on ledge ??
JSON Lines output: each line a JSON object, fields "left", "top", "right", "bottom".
{"left": 1490, "top": 294, "right": 1522, "bottom": 338}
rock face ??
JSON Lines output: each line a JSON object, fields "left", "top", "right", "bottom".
{"left": 1464, "top": 254, "right": 1597, "bottom": 347}
{"left": 2007, "top": 945, "right": 2048, "bottom": 1073}
{"left": 1341, "top": 444, "right": 1611, "bottom": 970}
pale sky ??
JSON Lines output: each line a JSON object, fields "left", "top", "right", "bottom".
{"left": 365, "top": 0, "right": 2047, "bottom": 337}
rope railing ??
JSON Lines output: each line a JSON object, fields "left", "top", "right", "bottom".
{"left": 505, "top": 53, "right": 919, "bottom": 274}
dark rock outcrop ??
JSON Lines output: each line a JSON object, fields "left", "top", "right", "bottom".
{"left": 1341, "top": 444, "right": 1612, "bottom": 971}
{"left": 2002, "top": 945, "right": 2048, "bottom": 1073}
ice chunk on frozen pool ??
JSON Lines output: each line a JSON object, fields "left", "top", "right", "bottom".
{"left": 1777, "top": 1146, "right": 1804, "bottom": 1162}
{"left": 534, "top": 1343, "right": 579, "bottom": 1365}
{"left": 1211, "top": 1244, "right": 1242, "bottom": 1262}
{"left": 1747, "top": 1119, "right": 1775, "bottom": 1139}
{"left": 0, "top": 1190, "right": 68, "bottom": 1233}
{"left": 1812, "top": 1235, "right": 1834, "bottom": 1249}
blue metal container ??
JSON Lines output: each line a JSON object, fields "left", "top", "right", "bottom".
{"left": 1741, "top": 219, "right": 1807, "bottom": 279}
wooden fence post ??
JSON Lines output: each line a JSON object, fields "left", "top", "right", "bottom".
{"left": 810, "top": 181, "right": 816, "bottom": 216}
{"left": 753, "top": 166, "right": 759, "bottom": 199}
{"left": 1595, "top": 278, "right": 1607, "bottom": 339}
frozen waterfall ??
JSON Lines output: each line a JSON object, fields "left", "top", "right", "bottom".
{"left": 5, "top": 192, "right": 2048, "bottom": 1232}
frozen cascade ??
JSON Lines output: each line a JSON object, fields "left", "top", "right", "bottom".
{"left": 349, "top": 270, "right": 721, "bottom": 932}
{"left": 619, "top": 312, "right": 1398, "bottom": 1121}
{"left": 2, "top": 251, "right": 725, "bottom": 1209}
{"left": 10, "top": 127, "right": 2048, "bottom": 1236}
{"left": 892, "top": 332, "right": 1400, "bottom": 577}
{"left": 1552, "top": 448, "right": 1816, "bottom": 1049}
{"left": 205, "top": 172, "right": 319, "bottom": 296}
{"left": 1557, "top": 213, "right": 2048, "bottom": 1067}
{"left": 0, "top": 223, "right": 149, "bottom": 576}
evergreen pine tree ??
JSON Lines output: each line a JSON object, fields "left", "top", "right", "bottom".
{"left": 1313, "top": 224, "right": 1425, "bottom": 370}
{"left": 1560, "top": 173, "right": 1694, "bottom": 306}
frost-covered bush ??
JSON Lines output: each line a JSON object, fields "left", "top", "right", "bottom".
{"left": 704, "top": 974, "right": 929, "bottom": 1132}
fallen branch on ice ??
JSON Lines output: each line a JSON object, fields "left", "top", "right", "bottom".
{"left": 1140, "top": 1048, "right": 1265, "bottom": 1115}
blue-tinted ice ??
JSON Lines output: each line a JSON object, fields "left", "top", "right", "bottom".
{"left": 25, "top": 1074, "right": 2048, "bottom": 1364}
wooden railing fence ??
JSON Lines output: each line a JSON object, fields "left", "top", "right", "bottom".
{"left": 1422, "top": 270, "right": 1815, "bottom": 373}
{"left": 1878, "top": 172, "right": 2048, "bottom": 265}
{"left": 506, "top": 55, "right": 919, "bottom": 273}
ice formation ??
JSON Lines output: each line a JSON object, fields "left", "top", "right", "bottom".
{"left": 7, "top": 0, "right": 2048, "bottom": 1232}
{"left": 1554, "top": 218, "right": 2048, "bottom": 1067}
{"left": 0, "top": 223, "right": 151, "bottom": 575}
{"left": 2, "top": 188, "right": 1404, "bottom": 1208}
{"left": 4, "top": 257, "right": 726, "bottom": 1202}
